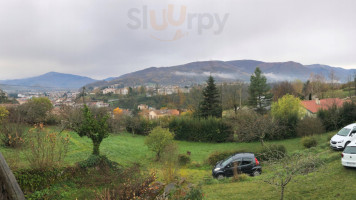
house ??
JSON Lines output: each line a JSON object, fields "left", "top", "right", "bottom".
{"left": 119, "top": 88, "right": 129, "bottom": 95}
{"left": 149, "top": 109, "right": 180, "bottom": 120}
{"left": 88, "top": 101, "right": 109, "bottom": 108}
{"left": 301, "top": 98, "right": 348, "bottom": 117}
{"left": 138, "top": 104, "right": 148, "bottom": 110}
{"left": 103, "top": 88, "right": 116, "bottom": 94}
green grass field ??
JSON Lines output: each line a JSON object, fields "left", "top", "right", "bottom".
{"left": 2, "top": 130, "right": 356, "bottom": 199}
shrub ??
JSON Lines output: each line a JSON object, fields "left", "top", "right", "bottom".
{"left": 0, "top": 106, "right": 9, "bottom": 123}
{"left": 317, "top": 105, "right": 341, "bottom": 132}
{"left": 178, "top": 154, "right": 191, "bottom": 166}
{"left": 18, "top": 97, "right": 53, "bottom": 124}
{"left": 231, "top": 110, "right": 281, "bottom": 142}
{"left": 339, "top": 101, "right": 356, "bottom": 127}
{"left": 169, "top": 116, "right": 232, "bottom": 142}
{"left": 257, "top": 144, "right": 286, "bottom": 161}
{"left": 145, "top": 126, "right": 175, "bottom": 160}
{"left": 125, "top": 116, "right": 158, "bottom": 135}
{"left": 271, "top": 94, "right": 304, "bottom": 138}
{"left": 296, "top": 117, "right": 325, "bottom": 137}
{"left": 301, "top": 136, "right": 318, "bottom": 148}
{"left": 25, "top": 125, "right": 70, "bottom": 169}
{"left": 181, "top": 185, "right": 203, "bottom": 200}
{"left": 14, "top": 167, "right": 76, "bottom": 193}
{"left": 206, "top": 150, "right": 247, "bottom": 166}
{"left": 78, "top": 154, "right": 118, "bottom": 169}
{"left": 95, "top": 163, "right": 159, "bottom": 200}
{"left": 0, "top": 122, "right": 26, "bottom": 148}
{"left": 161, "top": 143, "right": 179, "bottom": 183}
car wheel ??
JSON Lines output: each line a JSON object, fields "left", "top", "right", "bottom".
{"left": 217, "top": 174, "right": 225, "bottom": 180}
{"left": 344, "top": 141, "right": 350, "bottom": 149}
{"left": 253, "top": 170, "right": 261, "bottom": 176}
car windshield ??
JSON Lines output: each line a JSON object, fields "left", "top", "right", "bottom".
{"left": 221, "top": 157, "right": 234, "bottom": 167}
{"left": 344, "top": 146, "right": 356, "bottom": 154}
{"left": 337, "top": 128, "right": 351, "bottom": 136}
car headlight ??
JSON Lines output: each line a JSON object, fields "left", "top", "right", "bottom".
{"left": 214, "top": 168, "right": 221, "bottom": 172}
{"left": 338, "top": 140, "right": 344, "bottom": 143}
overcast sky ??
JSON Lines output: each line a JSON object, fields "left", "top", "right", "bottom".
{"left": 0, "top": 0, "right": 356, "bottom": 80}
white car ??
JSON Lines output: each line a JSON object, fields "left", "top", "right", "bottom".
{"left": 330, "top": 123, "right": 356, "bottom": 150}
{"left": 342, "top": 141, "right": 356, "bottom": 167}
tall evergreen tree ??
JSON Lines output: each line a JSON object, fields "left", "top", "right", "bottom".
{"left": 198, "top": 76, "right": 222, "bottom": 118}
{"left": 248, "top": 67, "right": 271, "bottom": 112}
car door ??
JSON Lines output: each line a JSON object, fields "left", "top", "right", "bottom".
{"left": 350, "top": 128, "right": 356, "bottom": 142}
{"left": 225, "top": 158, "right": 242, "bottom": 177}
{"left": 240, "top": 157, "right": 254, "bottom": 174}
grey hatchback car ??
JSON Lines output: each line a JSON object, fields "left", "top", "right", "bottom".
{"left": 212, "top": 153, "right": 262, "bottom": 179}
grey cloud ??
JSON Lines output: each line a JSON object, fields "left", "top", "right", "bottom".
{"left": 0, "top": 0, "right": 356, "bottom": 80}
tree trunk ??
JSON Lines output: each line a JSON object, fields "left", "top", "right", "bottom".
{"left": 93, "top": 141, "right": 100, "bottom": 155}
{"left": 260, "top": 138, "right": 265, "bottom": 146}
{"left": 280, "top": 185, "right": 284, "bottom": 200}
{"left": 234, "top": 105, "right": 238, "bottom": 114}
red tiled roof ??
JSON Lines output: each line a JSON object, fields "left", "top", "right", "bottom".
{"left": 301, "top": 98, "right": 347, "bottom": 114}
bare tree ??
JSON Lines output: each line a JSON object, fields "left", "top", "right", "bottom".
{"left": 309, "top": 73, "right": 328, "bottom": 98}
{"left": 271, "top": 81, "right": 296, "bottom": 102}
{"left": 263, "top": 152, "right": 322, "bottom": 200}
{"left": 328, "top": 69, "right": 339, "bottom": 98}
{"left": 354, "top": 72, "right": 356, "bottom": 96}
{"left": 234, "top": 110, "right": 280, "bottom": 146}
{"left": 222, "top": 82, "right": 245, "bottom": 114}
{"left": 347, "top": 75, "right": 352, "bottom": 98}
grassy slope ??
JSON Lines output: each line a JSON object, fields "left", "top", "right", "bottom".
{"left": 2, "top": 130, "right": 356, "bottom": 199}
{"left": 203, "top": 160, "right": 356, "bottom": 200}
{"left": 64, "top": 132, "right": 304, "bottom": 167}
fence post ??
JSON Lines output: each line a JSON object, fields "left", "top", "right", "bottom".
{"left": 0, "top": 152, "right": 25, "bottom": 200}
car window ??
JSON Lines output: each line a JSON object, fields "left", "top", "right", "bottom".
{"left": 241, "top": 157, "right": 253, "bottom": 165}
{"left": 344, "top": 146, "right": 356, "bottom": 154}
{"left": 221, "top": 157, "right": 234, "bottom": 167}
{"left": 337, "top": 128, "right": 351, "bottom": 136}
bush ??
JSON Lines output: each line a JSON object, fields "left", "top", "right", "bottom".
{"left": 145, "top": 126, "right": 175, "bottom": 160}
{"left": 339, "top": 101, "right": 356, "bottom": 127}
{"left": 0, "top": 122, "right": 26, "bottom": 148}
{"left": 125, "top": 116, "right": 159, "bottom": 135}
{"left": 257, "top": 144, "right": 286, "bottom": 161}
{"left": 231, "top": 110, "right": 280, "bottom": 142}
{"left": 0, "top": 106, "right": 9, "bottom": 123}
{"left": 271, "top": 94, "right": 304, "bottom": 138}
{"left": 18, "top": 97, "right": 53, "bottom": 124}
{"left": 317, "top": 105, "right": 341, "bottom": 132}
{"left": 178, "top": 154, "right": 191, "bottom": 166}
{"left": 25, "top": 125, "right": 70, "bottom": 169}
{"left": 78, "top": 154, "right": 118, "bottom": 169}
{"left": 301, "top": 136, "right": 318, "bottom": 148}
{"left": 161, "top": 143, "right": 179, "bottom": 183}
{"left": 296, "top": 117, "right": 325, "bottom": 137}
{"left": 206, "top": 150, "right": 247, "bottom": 166}
{"left": 14, "top": 167, "right": 77, "bottom": 193}
{"left": 169, "top": 116, "right": 232, "bottom": 142}
{"left": 181, "top": 185, "right": 203, "bottom": 200}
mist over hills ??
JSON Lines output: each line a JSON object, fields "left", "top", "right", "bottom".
{"left": 1, "top": 60, "right": 354, "bottom": 92}
{"left": 85, "top": 60, "right": 356, "bottom": 89}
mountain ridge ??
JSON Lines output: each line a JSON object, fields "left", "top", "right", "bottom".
{"left": 85, "top": 60, "right": 356, "bottom": 89}
{"left": 0, "top": 72, "right": 97, "bottom": 91}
